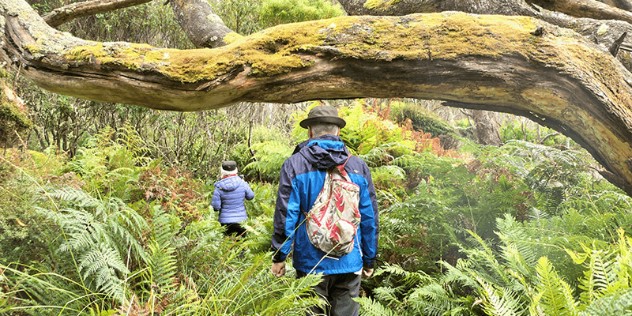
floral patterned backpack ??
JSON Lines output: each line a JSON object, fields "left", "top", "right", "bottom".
{"left": 304, "top": 158, "right": 361, "bottom": 257}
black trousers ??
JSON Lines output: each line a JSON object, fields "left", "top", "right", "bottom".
{"left": 297, "top": 270, "right": 361, "bottom": 316}
{"left": 221, "top": 223, "right": 246, "bottom": 237}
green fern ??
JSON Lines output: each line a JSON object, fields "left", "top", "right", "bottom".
{"left": 567, "top": 228, "right": 632, "bottom": 308}
{"left": 195, "top": 252, "right": 323, "bottom": 315}
{"left": 79, "top": 243, "right": 130, "bottom": 302}
{"left": 476, "top": 277, "right": 525, "bottom": 316}
{"left": 0, "top": 262, "right": 101, "bottom": 314}
{"left": 408, "top": 282, "right": 469, "bottom": 316}
{"left": 36, "top": 187, "right": 148, "bottom": 303}
{"left": 143, "top": 207, "right": 179, "bottom": 298}
{"left": 580, "top": 288, "right": 632, "bottom": 316}
{"left": 533, "top": 257, "right": 578, "bottom": 316}
{"left": 357, "top": 296, "right": 397, "bottom": 316}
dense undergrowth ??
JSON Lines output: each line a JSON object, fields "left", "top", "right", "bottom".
{"left": 1, "top": 100, "right": 631, "bottom": 315}
{"left": 5, "top": 1, "right": 631, "bottom": 314}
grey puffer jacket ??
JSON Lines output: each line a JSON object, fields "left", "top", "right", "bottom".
{"left": 211, "top": 176, "right": 255, "bottom": 224}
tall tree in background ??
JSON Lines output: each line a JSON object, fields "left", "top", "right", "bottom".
{"left": 2, "top": 0, "right": 632, "bottom": 195}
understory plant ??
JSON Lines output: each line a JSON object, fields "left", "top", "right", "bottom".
{"left": 361, "top": 217, "right": 632, "bottom": 316}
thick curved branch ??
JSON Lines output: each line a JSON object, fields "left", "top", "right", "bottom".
{"left": 599, "top": 0, "right": 632, "bottom": 10}
{"left": 337, "top": 0, "right": 537, "bottom": 16}
{"left": 335, "top": 0, "right": 440, "bottom": 15}
{"left": 338, "top": 0, "right": 632, "bottom": 70}
{"left": 529, "top": 0, "right": 632, "bottom": 24}
{"left": 43, "top": 0, "right": 152, "bottom": 28}
{"left": 4, "top": 0, "right": 632, "bottom": 194}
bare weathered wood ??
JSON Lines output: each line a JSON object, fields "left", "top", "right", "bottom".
{"left": 43, "top": 0, "right": 152, "bottom": 27}
{"left": 168, "top": 0, "right": 238, "bottom": 48}
{"left": 530, "top": 0, "right": 632, "bottom": 24}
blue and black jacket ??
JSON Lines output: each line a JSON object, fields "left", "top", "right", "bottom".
{"left": 271, "top": 135, "right": 379, "bottom": 275}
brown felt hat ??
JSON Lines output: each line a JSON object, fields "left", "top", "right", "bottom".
{"left": 299, "top": 106, "right": 346, "bottom": 129}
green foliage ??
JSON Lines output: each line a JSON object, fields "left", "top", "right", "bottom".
{"left": 389, "top": 101, "right": 456, "bottom": 137}
{"left": 7, "top": 82, "right": 632, "bottom": 315}
{"left": 243, "top": 140, "right": 293, "bottom": 182}
{"left": 211, "top": 0, "right": 264, "bottom": 34}
{"left": 370, "top": 219, "right": 632, "bottom": 316}
{"left": 363, "top": 263, "right": 475, "bottom": 315}
{"left": 356, "top": 296, "right": 397, "bottom": 316}
{"left": 36, "top": 187, "right": 148, "bottom": 303}
{"left": 195, "top": 253, "right": 324, "bottom": 314}
{"left": 64, "top": 126, "right": 148, "bottom": 199}
{"left": 62, "top": 1, "right": 192, "bottom": 48}
{"left": 500, "top": 120, "right": 567, "bottom": 146}
{"left": 0, "top": 152, "right": 53, "bottom": 265}
{"left": 259, "top": 0, "right": 344, "bottom": 28}
{"left": 532, "top": 257, "right": 578, "bottom": 316}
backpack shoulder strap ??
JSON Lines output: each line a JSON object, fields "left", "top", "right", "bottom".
{"left": 335, "top": 155, "right": 352, "bottom": 178}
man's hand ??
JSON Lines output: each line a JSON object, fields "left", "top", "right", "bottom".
{"left": 271, "top": 262, "right": 286, "bottom": 277}
{"left": 362, "top": 267, "right": 374, "bottom": 279}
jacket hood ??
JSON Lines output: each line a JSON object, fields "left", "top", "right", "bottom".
{"left": 215, "top": 176, "right": 241, "bottom": 191}
{"left": 298, "top": 135, "right": 349, "bottom": 170}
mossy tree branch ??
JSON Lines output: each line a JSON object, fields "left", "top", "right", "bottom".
{"left": 3, "top": 0, "right": 632, "bottom": 193}
{"left": 338, "top": 0, "right": 632, "bottom": 70}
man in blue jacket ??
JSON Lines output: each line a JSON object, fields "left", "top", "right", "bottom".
{"left": 271, "top": 105, "right": 379, "bottom": 316}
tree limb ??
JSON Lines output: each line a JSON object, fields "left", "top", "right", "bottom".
{"left": 43, "top": 0, "right": 153, "bottom": 28}
{"left": 337, "top": 0, "right": 632, "bottom": 72}
{"left": 4, "top": 0, "right": 632, "bottom": 193}
{"left": 168, "top": 0, "right": 240, "bottom": 48}
{"left": 529, "top": 0, "right": 632, "bottom": 24}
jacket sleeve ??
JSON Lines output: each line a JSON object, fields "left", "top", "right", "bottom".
{"left": 211, "top": 186, "right": 222, "bottom": 211}
{"left": 359, "top": 162, "right": 379, "bottom": 268}
{"left": 244, "top": 181, "right": 255, "bottom": 201}
{"left": 271, "top": 160, "right": 299, "bottom": 263}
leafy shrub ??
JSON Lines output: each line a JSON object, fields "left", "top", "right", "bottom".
{"left": 388, "top": 101, "right": 455, "bottom": 138}
{"left": 0, "top": 149, "right": 65, "bottom": 265}
{"left": 211, "top": 0, "right": 264, "bottom": 34}
{"left": 259, "top": 0, "right": 344, "bottom": 28}
{"left": 500, "top": 120, "right": 567, "bottom": 146}
{"left": 137, "top": 162, "right": 206, "bottom": 222}
{"left": 243, "top": 140, "right": 293, "bottom": 182}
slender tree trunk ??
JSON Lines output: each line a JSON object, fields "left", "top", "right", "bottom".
{"left": 470, "top": 110, "right": 502, "bottom": 146}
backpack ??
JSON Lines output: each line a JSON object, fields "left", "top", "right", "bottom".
{"left": 304, "top": 158, "right": 361, "bottom": 257}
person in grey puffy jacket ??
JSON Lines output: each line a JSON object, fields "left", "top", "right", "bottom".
{"left": 211, "top": 161, "right": 255, "bottom": 237}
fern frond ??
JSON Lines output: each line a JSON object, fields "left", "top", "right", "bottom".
{"left": 461, "top": 230, "right": 510, "bottom": 285}
{"left": 580, "top": 288, "right": 632, "bottom": 316}
{"left": 476, "top": 276, "right": 525, "bottom": 316}
{"left": 533, "top": 257, "right": 578, "bottom": 316}
{"left": 79, "top": 243, "right": 129, "bottom": 298}
{"left": 144, "top": 207, "right": 179, "bottom": 294}
{"left": 408, "top": 283, "right": 466, "bottom": 316}
{"left": 356, "top": 297, "right": 396, "bottom": 316}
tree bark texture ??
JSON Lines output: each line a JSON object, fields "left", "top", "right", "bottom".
{"left": 168, "top": 0, "right": 238, "bottom": 48}
{"left": 468, "top": 109, "right": 502, "bottom": 146}
{"left": 43, "top": 0, "right": 152, "bottom": 27}
{"left": 338, "top": 0, "right": 632, "bottom": 70}
{"left": 3, "top": 0, "right": 632, "bottom": 195}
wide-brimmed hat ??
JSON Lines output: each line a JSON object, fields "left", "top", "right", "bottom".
{"left": 299, "top": 106, "right": 346, "bottom": 129}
